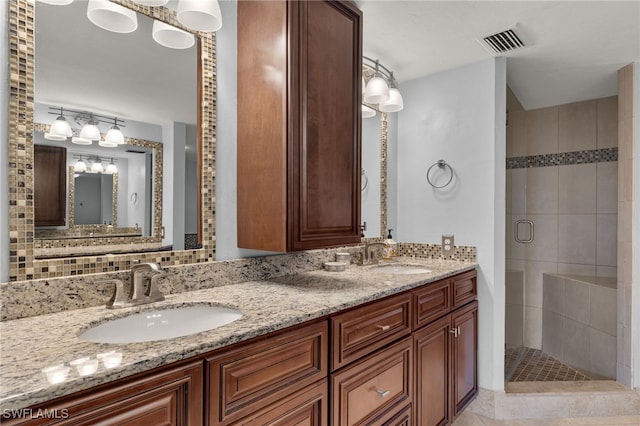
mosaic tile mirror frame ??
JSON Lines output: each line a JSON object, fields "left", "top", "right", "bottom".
{"left": 7, "top": 0, "right": 216, "bottom": 281}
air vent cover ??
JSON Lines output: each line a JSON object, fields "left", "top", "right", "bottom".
{"left": 482, "top": 29, "right": 525, "bottom": 54}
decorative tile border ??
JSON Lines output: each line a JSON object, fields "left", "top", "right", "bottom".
{"left": 7, "top": 0, "right": 216, "bottom": 281}
{"left": 397, "top": 242, "right": 477, "bottom": 262}
{"left": 380, "top": 112, "right": 388, "bottom": 236}
{"left": 507, "top": 148, "right": 618, "bottom": 169}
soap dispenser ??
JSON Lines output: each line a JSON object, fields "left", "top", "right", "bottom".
{"left": 383, "top": 229, "right": 397, "bottom": 260}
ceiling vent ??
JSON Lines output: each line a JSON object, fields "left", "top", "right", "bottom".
{"left": 480, "top": 28, "right": 525, "bottom": 55}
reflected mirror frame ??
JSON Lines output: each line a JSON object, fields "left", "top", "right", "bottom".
{"left": 68, "top": 165, "right": 118, "bottom": 229}
{"left": 7, "top": 0, "right": 216, "bottom": 281}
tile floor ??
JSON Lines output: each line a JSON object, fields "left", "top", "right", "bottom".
{"left": 453, "top": 411, "right": 640, "bottom": 425}
{"left": 506, "top": 347, "right": 591, "bottom": 382}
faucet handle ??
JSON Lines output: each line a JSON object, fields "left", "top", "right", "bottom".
{"left": 147, "top": 274, "right": 165, "bottom": 302}
{"left": 101, "top": 279, "right": 127, "bottom": 309}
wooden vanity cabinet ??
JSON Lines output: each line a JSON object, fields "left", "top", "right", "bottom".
{"left": 413, "top": 272, "right": 478, "bottom": 426}
{"left": 206, "top": 321, "right": 328, "bottom": 426}
{"left": 3, "top": 360, "right": 204, "bottom": 426}
{"left": 237, "top": 0, "right": 363, "bottom": 252}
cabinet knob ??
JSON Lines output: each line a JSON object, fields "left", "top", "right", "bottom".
{"left": 449, "top": 327, "right": 460, "bottom": 337}
{"left": 376, "top": 324, "right": 391, "bottom": 331}
{"left": 376, "top": 389, "right": 390, "bottom": 398}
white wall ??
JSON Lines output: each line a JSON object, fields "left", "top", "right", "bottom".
{"left": 361, "top": 114, "right": 381, "bottom": 238}
{"left": 0, "top": 2, "right": 9, "bottom": 282}
{"left": 395, "top": 58, "right": 507, "bottom": 391}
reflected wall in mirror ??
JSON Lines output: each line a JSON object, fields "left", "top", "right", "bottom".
{"left": 7, "top": 0, "right": 217, "bottom": 281}
{"left": 70, "top": 168, "right": 118, "bottom": 228}
{"left": 361, "top": 112, "right": 383, "bottom": 238}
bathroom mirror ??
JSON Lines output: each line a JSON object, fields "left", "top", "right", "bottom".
{"left": 71, "top": 169, "right": 117, "bottom": 227}
{"left": 7, "top": 0, "right": 216, "bottom": 281}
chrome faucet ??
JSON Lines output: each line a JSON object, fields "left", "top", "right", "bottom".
{"left": 103, "top": 262, "right": 165, "bottom": 309}
{"left": 363, "top": 242, "right": 386, "bottom": 265}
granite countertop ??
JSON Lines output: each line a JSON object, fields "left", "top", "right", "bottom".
{"left": 0, "top": 258, "right": 475, "bottom": 410}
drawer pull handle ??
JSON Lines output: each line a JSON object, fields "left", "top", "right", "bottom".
{"left": 377, "top": 325, "right": 391, "bottom": 331}
{"left": 376, "top": 389, "right": 390, "bottom": 398}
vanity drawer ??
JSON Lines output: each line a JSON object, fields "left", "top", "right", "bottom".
{"left": 206, "top": 320, "right": 328, "bottom": 426}
{"left": 331, "top": 293, "right": 412, "bottom": 370}
{"left": 413, "top": 278, "right": 451, "bottom": 329}
{"left": 451, "top": 270, "right": 477, "bottom": 308}
{"left": 331, "top": 337, "right": 412, "bottom": 426}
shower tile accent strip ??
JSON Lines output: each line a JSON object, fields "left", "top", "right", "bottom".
{"left": 506, "top": 147, "right": 618, "bottom": 169}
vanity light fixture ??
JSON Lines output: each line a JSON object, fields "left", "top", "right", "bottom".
{"left": 79, "top": 117, "right": 102, "bottom": 142}
{"left": 74, "top": 156, "right": 87, "bottom": 172}
{"left": 72, "top": 136, "right": 93, "bottom": 145}
{"left": 362, "top": 104, "right": 376, "bottom": 118}
{"left": 105, "top": 117, "right": 125, "bottom": 145}
{"left": 152, "top": 20, "right": 196, "bottom": 49}
{"left": 91, "top": 160, "right": 104, "bottom": 173}
{"left": 362, "top": 56, "right": 404, "bottom": 112}
{"left": 87, "top": 0, "right": 138, "bottom": 34}
{"left": 105, "top": 158, "right": 118, "bottom": 174}
{"left": 37, "top": 0, "right": 74, "bottom": 5}
{"left": 177, "top": 0, "right": 223, "bottom": 32}
{"left": 45, "top": 107, "right": 73, "bottom": 140}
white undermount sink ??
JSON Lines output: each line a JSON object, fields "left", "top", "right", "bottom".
{"left": 79, "top": 305, "right": 243, "bottom": 344}
{"left": 371, "top": 264, "right": 433, "bottom": 275}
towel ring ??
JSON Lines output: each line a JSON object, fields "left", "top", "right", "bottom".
{"left": 426, "top": 160, "right": 454, "bottom": 188}
{"left": 361, "top": 168, "right": 369, "bottom": 191}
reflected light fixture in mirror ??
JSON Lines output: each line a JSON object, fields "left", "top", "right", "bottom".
{"left": 87, "top": 0, "right": 138, "bottom": 33}
{"left": 45, "top": 108, "right": 73, "bottom": 140}
{"left": 177, "top": 0, "right": 223, "bottom": 32}
{"left": 362, "top": 104, "right": 376, "bottom": 118}
{"left": 152, "top": 20, "right": 196, "bottom": 49}
{"left": 131, "top": 0, "right": 168, "bottom": 6}
{"left": 363, "top": 56, "right": 404, "bottom": 112}
{"left": 75, "top": 156, "right": 87, "bottom": 172}
{"left": 38, "top": 0, "right": 73, "bottom": 4}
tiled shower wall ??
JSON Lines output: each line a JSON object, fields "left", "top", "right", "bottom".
{"left": 506, "top": 95, "right": 618, "bottom": 350}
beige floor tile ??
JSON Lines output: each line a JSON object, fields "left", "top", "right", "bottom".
{"left": 453, "top": 411, "right": 640, "bottom": 426}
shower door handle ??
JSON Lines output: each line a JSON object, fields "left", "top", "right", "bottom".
{"left": 514, "top": 220, "right": 534, "bottom": 243}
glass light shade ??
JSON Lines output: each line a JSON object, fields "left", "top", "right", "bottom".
{"left": 379, "top": 88, "right": 404, "bottom": 112}
{"left": 364, "top": 76, "right": 390, "bottom": 104}
{"left": 75, "top": 159, "right": 87, "bottom": 172}
{"left": 71, "top": 136, "right": 93, "bottom": 145}
{"left": 87, "top": 0, "right": 138, "bottom": 34}
{"left": 131, "top": 0, "right": 168, "bottom": 6}
{"left": 362, "top": 76, "right": 366, "bottom": 97}
{"left": 80, "top": 123, "right": 101, "bottom": 141}
{"left": 362, "top": 104, "right": 376, "bottom": 118}
{"left": 91, "top": 162, "right": 104, "bottom": 173}
{"left": 99, "top": 139, "right": 118, "bottom": 148}
{"left": 49, "top": 117, "right": 73, "bottom": 138}
{"left": 105, "top": 127, "right": 125, "bottom": 145}
{"left": 38, "top": 0, "right": 74, "bottom": 5}
{"left": 177, "top": 0, "right": 223, "bottom": 32}
{"left": 152, "top": 20, "right": 195, "bottom": 49}
{"left": 44, "top": 132, "right": 68, "bottom": 141}
{"left": 105, "top": 163, "right": 118, "bottom": 174}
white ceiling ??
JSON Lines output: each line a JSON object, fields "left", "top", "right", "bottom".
{"left": 359, "top": 0, "right": 640, "bottom": 110}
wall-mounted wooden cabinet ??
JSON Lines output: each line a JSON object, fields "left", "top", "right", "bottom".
{"left": 237, "top": 0, "right": 363, "bottom": 252}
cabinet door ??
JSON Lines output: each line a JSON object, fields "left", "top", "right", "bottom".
{"left": 235, "top": 380, "right": 328, "bottom": 426}
{"left": 451, "top": 301, "right": 478, "bottom": 418}
{"left": 414, "top": 316, "right": 451, "bottom": 426}
{"left": 34, "top": 144, "right": 66, "bottom": 226}
{"left": 4, "top": 361, "right": 203, "bottom": 426}
{"left": 207, "top": 321, "right": 328, "bottom": 426}
{"left": 331, "top": 337, "right": 412, "bottom": 426}
{"left": 289, "top": 0, "right": 363, "bottom": 250}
